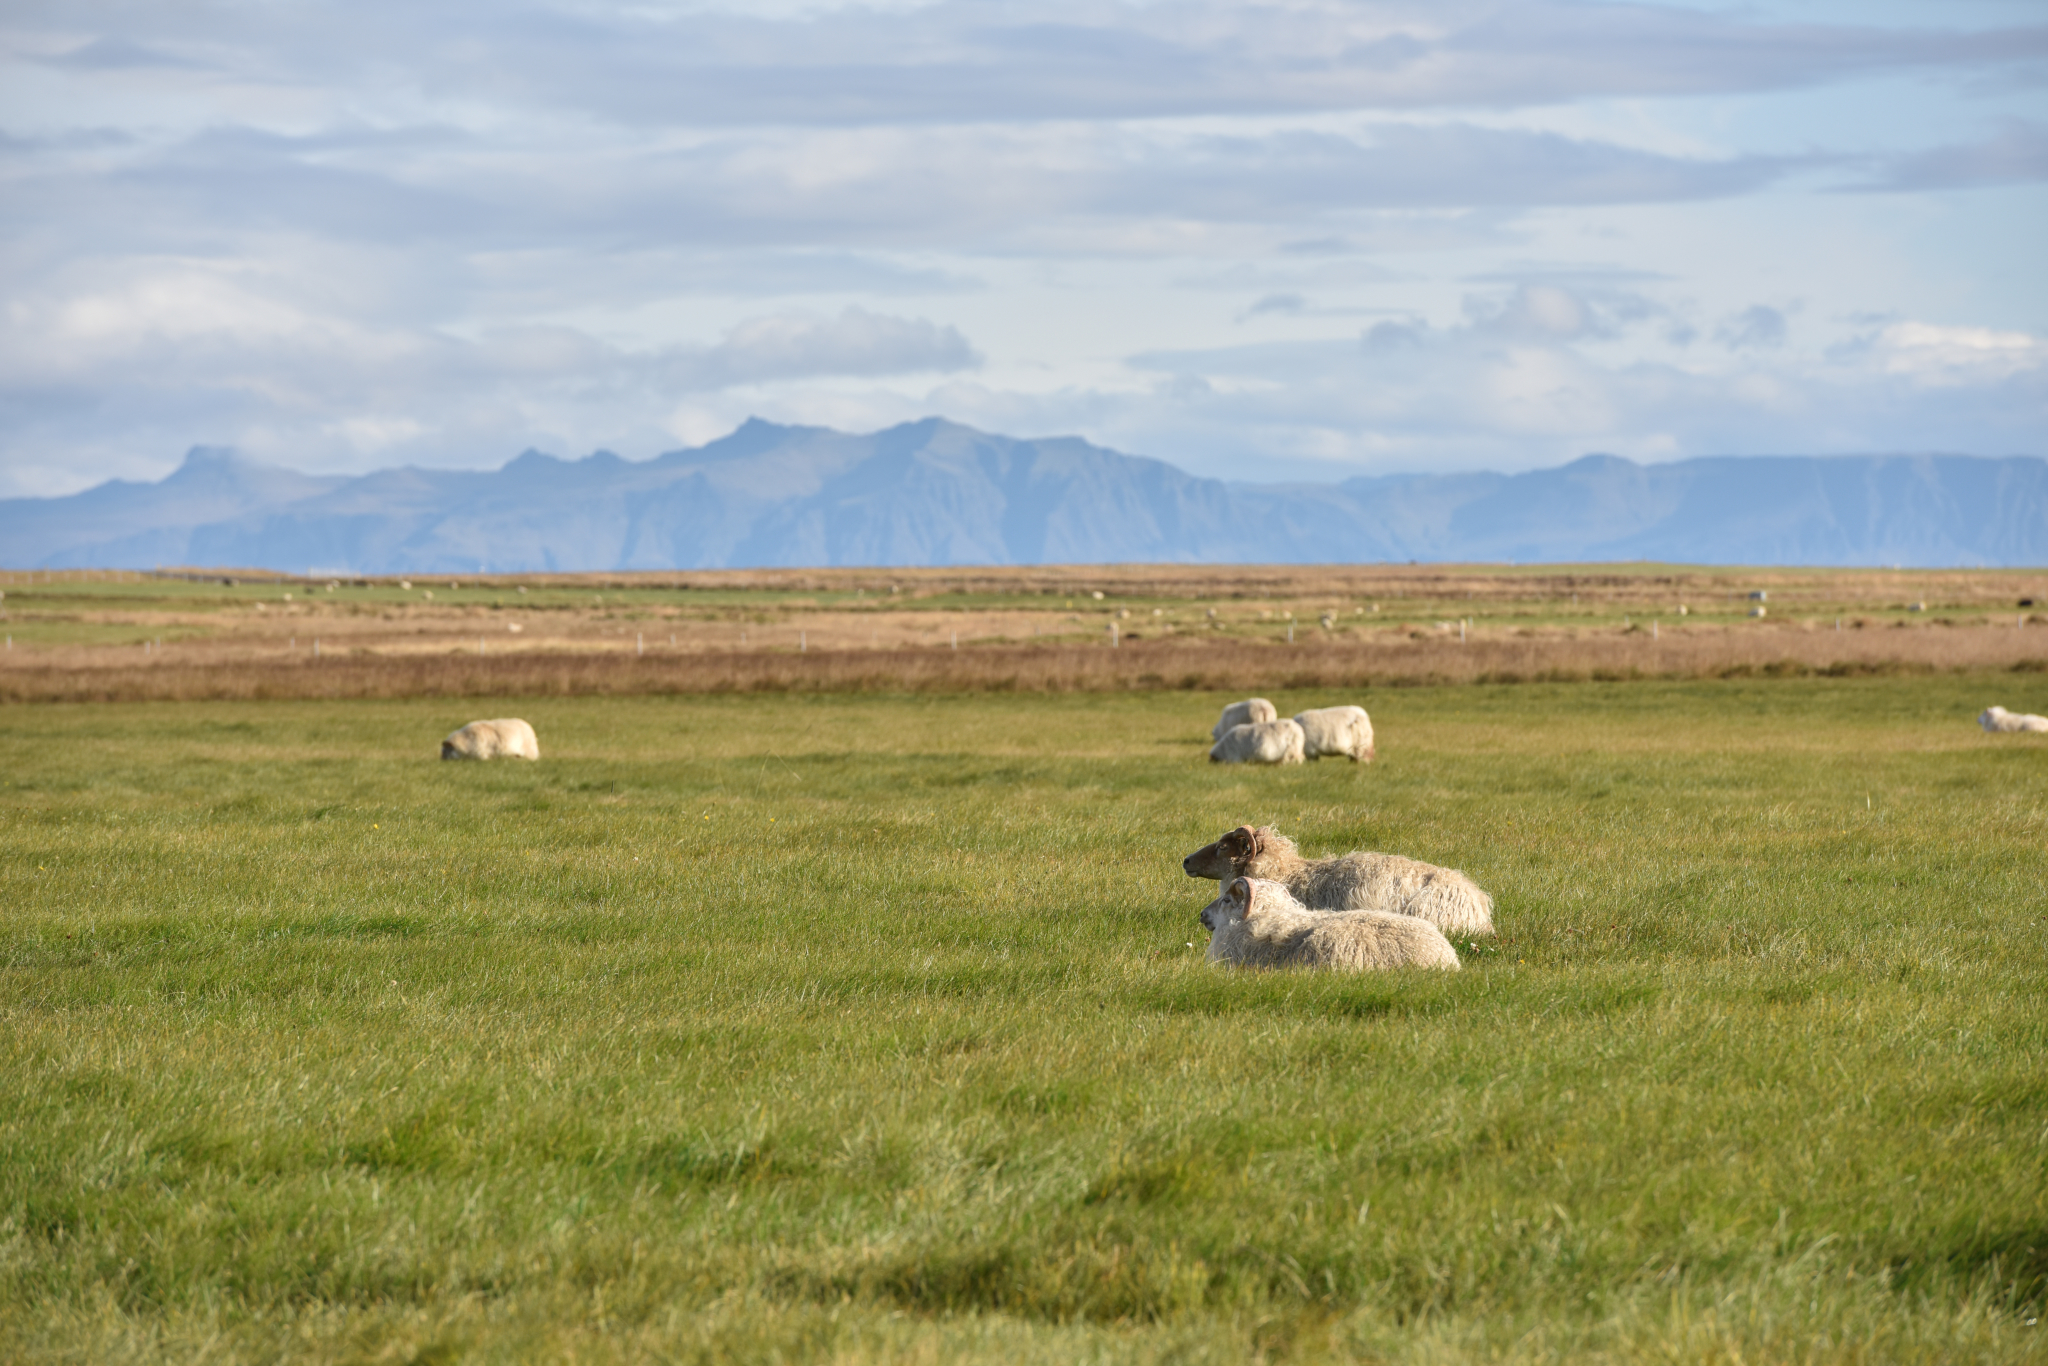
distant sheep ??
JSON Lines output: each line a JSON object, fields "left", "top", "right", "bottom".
{"left": 1294, "top": 705, "right": 1375, "bottom": 762}
{"left": 1979, "top": 705, "right": 2048, "bottom": 734}
{"left": 1200, "top": 877, "right": 1460, "bottom": 972}
{"left": 1209, "top": 719, "right": 1305, "bottom": 765}
{"left": 1183, "top": 824, "right": 1494, "bottom": 938}
{"left": 441, "top": 718, "right": 540, "bottom": 760}
{"left": 1212, "top": 697, "right": 1277, "bottom": 742}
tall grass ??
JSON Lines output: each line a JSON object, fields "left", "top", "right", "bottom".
{"left": 2, "top": 676, "right": 2044, "bottom": 1362}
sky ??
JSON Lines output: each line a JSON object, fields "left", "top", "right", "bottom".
{"left": 2, "top": 0, "right": 2045, "bottom": 498}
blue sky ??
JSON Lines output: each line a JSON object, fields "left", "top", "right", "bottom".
{"left": 1, "top": 0, "right": 2043, "bottom": 496}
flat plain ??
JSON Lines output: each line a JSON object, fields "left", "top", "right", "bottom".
{"left": 3, "top": 564, "right": 2045, "bottom": 703}
{"left": 2, "top": 674, "right": 2044, "bottom": 1363}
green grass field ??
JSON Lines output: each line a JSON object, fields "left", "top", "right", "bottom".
{"left": 3, "top": 677, "right": 2044, "bottom": 1363}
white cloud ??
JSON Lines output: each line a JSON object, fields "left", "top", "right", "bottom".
{"left": 0, "top": 0, "right": 2041, "bottom": 499}
{"left": 1867, "top": 321, "right": 2048, "bottom": 385}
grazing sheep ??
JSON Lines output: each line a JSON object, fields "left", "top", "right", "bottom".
{"left": 1183, "top": 824, "right": 1494, "bottom": 938}
{"left": 1200, "top": 877, "right": 1460, "bottom": 971}
{"left": 1212, "top": 697, "right": 1278, "bottom": 742}
{"left": 441, "top": 717, "right": 541, "bottom": 760}
{"left": 1979, "top": 705, "right": 2048, "bottom": 734}
{"left": 1293, "top": 705, "right": 1375, "bottom": 762}
{"left": 1209, "top": 719, "right": 1305, "bottom": 765}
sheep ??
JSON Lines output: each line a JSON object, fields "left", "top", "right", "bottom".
{"left": 1183, "top": 824, "right": 1494, "bottom": 938}
{"left": 1212, "top": 697, "right": 1278, "bottom": 742}
{"left": 441, "top": 717, "right": 541, "bottom": 760}
{"left": 1200, "top": 877, "right": 1460, "bottom": 972}
{"left": 1208, "top": 719, "right": 1305, "bottom": 765}
{"left": 1979, "top": 705, "right": 2048, "bottom": 734}
{"left": 1293, "top": 705, "right": 1375, "bottom": 762}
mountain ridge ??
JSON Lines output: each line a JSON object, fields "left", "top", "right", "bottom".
{"left": 3, "top": 419, "right": 2042, "bottom": 571}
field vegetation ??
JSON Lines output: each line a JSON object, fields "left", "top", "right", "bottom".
{"left": 2, "top": 564, "right": 2045, "bottom": 703}
{"left": 3, "top": 673, "right": 2044, "bottom": 1362}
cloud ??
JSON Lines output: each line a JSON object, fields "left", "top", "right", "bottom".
{"left": 1718, "top": 306, "right": 1788, "bottom": 351}
{"left": 1240, "top": 293, "right": 1306, "bottom": 320}
{"left": 1849, "top": 120, "right": 2048, "bottom": 192}
{"left": 666, "top": 308, "right": 981, "bottom": 389}
{"left": 1862, "top": 321, "right": 2048, "bottom": 386}
{"left": 2, "top": 0, "right": 2041, "bottom": 499}
{"left": 1464, "top": 282, "right": 1673, "bottom": 343}
{"left": 17, "top": 1, "right": 2043, "bottom": 126}
{"left": 41, "top": 38, "right": 211, "bottom": 71}
{"left": 0, "top": 265, "right": 981, "bottom": 491}
{"left": 1118, "top": 285, "right": 2048, "bottom": 477}
{"left": 6, "top": 119, "right": 1800, "bottom": 267}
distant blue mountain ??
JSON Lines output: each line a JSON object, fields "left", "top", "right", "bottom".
{"left": 3, "top": 418, "right": 2043, "bottom": 570}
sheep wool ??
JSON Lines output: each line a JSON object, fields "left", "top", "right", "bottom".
{"left": 1212, "top": 697, "right": 1279, "bottom": 743}
{"left": 1293, "top": 705, "right": 1375, "bottom": 762}
{"left": 1183, "top": 824, "right": 1495, "bottom": 938}
{"left": 1979, "top": 705, "right": 2048, "bottom": 734}
{"left": 1201, "top": 877, "right": 1461, "bottom": 971}
{"left": 1208, "top": 718, "right": 1306, "bottom": 765}
{"left": 441, "top": 718, "right": 541, "bottom": 760}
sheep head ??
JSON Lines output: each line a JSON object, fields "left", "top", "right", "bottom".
{"left": 1200, "top": 877, "right": 1255, "bottom": 932}
{"left": 1182, "top": 824, "right": 1261, "bottom": 879}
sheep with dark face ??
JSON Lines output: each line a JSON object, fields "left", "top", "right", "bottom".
{"left": 441, "top": 718, "right": 540, "bottom": 760}
{"left": 1183, "top": 824, "right": 1493, "bottom": 938}
{"left": 1200, "top": 877, "right": 1460, "bottom": 971}
{"left": 1211, "top": 697, "right": 1278, "bottom": 742}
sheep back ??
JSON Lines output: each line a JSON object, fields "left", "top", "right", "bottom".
{"left": 1212, "top": 697, "right": 1279, "bottom": 742}
{"left": 1980, "top": 705, "right": 2048, "bottom": 733}
{"left": 1203, "top": 877, "right": 1459, "bottom": 971}
{"left": 1208, "top": 718, "right": 1306, "bottom": 765}
{"left": 1299, "top": 910, "right": 1461, "bottom": 971}
{"left": 441, "top": 717, "right": 541, "bottom": 760}
{"left": 1293, "top": 705, "right": 1375, "bottom": 762}
{"left": 1293, "top": 851, "right": 1496, "bottom": 938}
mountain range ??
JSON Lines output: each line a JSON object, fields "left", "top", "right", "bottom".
{"left": 4, "top": 418, "right": 2043, "bottom": 571}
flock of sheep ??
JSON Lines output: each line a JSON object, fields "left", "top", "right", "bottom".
{"left": 432, "top": 693, "right": 2037, "bottom": 977}
{"left": 1188, "top": 693, "right": 1495, "bottom": 973}
{"left": 1209, "top": 698, "right": 1374, "bottom": 764}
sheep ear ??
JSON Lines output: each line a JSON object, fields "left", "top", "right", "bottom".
{"left": 1244, "top": 826, "right": 1266, "bottom": 856}
{"left": 1229, "top": 877, "right": 1252, "bottom": 905}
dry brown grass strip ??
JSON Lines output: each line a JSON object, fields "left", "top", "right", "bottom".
{"left": 5, "top": 623, "right": 2044, "bottom": 703}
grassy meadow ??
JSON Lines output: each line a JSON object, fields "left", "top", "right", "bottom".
{"left": 2, "top": 676, "right": 2045, "bottom": 1362}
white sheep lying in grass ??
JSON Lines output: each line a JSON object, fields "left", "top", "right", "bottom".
{"left": 1212, "top": 697, "right": 1278, "bottom": 742}
{"left": 1209, "top": 718, "right": 1305, "bottom": 765}
{"left": 1200, "top": 877, "right": 1461, "bottom": 971}
{"left": 1294, "top": 705, "right": 1375, "bottom": 762}
{"left": 1978, "top": 705, "right": 2048, "bottom": 734}
{"left": 441, "top": 718, "right": 540, "bottom": 760}
{"left": 1183, "top": 824, "right": 1494, "bottom": 938}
